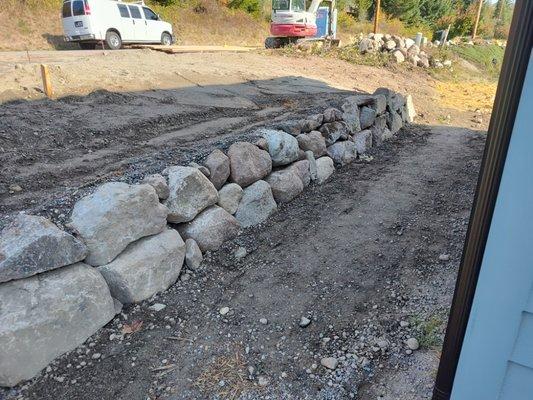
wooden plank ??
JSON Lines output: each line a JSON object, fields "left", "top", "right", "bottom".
{"left": 40, "top": 64, "right": 53, "bottom": 98}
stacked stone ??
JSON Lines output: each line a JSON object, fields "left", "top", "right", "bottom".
{"left": 0, "top": 88, "right": 415, "bottom": 387}
{"left": 358, "top": 33, "right": 451, "bottom": 69}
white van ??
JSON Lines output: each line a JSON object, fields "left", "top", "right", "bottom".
{"left": 62, "top": 0, "right": 174, "bottom": 50}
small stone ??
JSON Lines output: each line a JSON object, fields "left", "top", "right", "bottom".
{"left": 299, "top": 317, "right": 311, "bottom": 328}
{"left": 185, "top": 238, "right": 203, "bottom": 269}
{"left": 400, "top": 320, "right": 410, "bottom": 328}
{"left": 320, "top": 357, "right": 338, "bottom": 370}
{"left": 91, "top": 353, "right": 101, "bottom": 360}
{"left": 406, "top": 338, "right": 419, "bottom": 350}
{"left": 219, "top": 307, "right": 230, "bottom": 316}
{"left": 439, "top": 254, "right": 450, "bottom": 261}
{"left": 259, "top": 318, "right": 268, "bottom": 325}
{"left": 234, "top": 247, "right": 247, "bottom": 259}
{"left": 258, "top": 376, "right": 269, "bottom": 386}
{"left": 9, "top": 184, "right": 23, "bottom": 193}
{"left": 149, "top": 303, "right": 166, "bottom": 312}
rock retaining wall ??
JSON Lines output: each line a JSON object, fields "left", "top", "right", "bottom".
{"left": 0, "top": 88, "right": 416, "bottom": 387}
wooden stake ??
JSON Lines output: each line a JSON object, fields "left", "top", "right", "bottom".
{"left": 373, "top": 0, "right": 381, "bottom": 34}
{"left": 472, "top": 0, "right": 483, "bottom": 39}
{"left": 40, "top": 64, "right": 53, "bottom": 98}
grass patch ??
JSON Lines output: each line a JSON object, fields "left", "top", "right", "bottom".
{"left": 451, "top": 44, "right": 505, "bottom": 79}
{"left": 409, "top": 314, "right": 445, "bottom": 350}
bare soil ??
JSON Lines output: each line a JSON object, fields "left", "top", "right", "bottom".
{"left": 0, "top": 49, "right": 488, "bottom": 399}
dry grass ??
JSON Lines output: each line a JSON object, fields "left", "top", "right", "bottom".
{"left": 194, "top": 352, "right": 252, "bottom": 400}
{"left": 435, "top": 81, "right": 496, "bottom": 113}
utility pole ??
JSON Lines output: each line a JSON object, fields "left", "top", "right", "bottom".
{"left": 472, "top": 0, "right": 483, "bottom": 39}
{"left": 373, "top": 0, "right": 381, "bottom": 34}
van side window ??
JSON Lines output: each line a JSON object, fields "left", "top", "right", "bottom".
{"left": 128, "top": 5, "right": 142, "bottom": 19}
{"left": 62, "top": 2, "right": 72, "bottom": 18}
{"left": 143, "top": 7, "right": 158, "bottom": 21}
{"left": 117, "top": 4, "right": 130, "bottom": 18}
{"left": 72, "top": 0, "right": 85, "bottom": 16}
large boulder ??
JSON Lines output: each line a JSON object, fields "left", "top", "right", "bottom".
{"left": 296, "top": 131, "right": 327, "bottom": 158}
{"left": 179, "top": 206, "right": 240, "bottom": 251}
{"left": 391, "top": 50, "right": 405, "bottom": 64}
{"left": 360, "top": 106, "right": 377, "bottom": 130}
{"left": 227, "top": 141, "right": 272, "bottom": 187}
{"left": 69, "top": 182, "right": 168, "bottom": 266}
{"left": 319, "top": 122, "right": 349, "bottom": 145}
{"left": 0, "top": 214, "right": 87, "bottom": 283}
{"left": 300, "top": 114, "right": 324, "bottom": 132}
{"left": 353, "top": 130, "right": 373, "bottom": 154}
{"left": 371, "top": 115, "right": 393, "bottom": 146}
{"left": 341, "top": 100, "right": 362, "bottom": 134}
{"left": 288, "top": 160, "right": 311, "bottom": 187}
{"left": 265, "top": 169, "right": 304, "bottom": 204}
{"left": 262, "top": 129, "right": 300, "bottom": 167}
{"left": 327, "top": 141, "right": 358, "bottom": 166}
{"left": 374, "top": 88, "right": 405, "bottom": 113}
{"left": 204, "top": 149, "right": 230, "bottom": 190}
{"left": 164, "top": 166, "right": 218, "bottom": 224}
{"left": 142, "top": 174, "right": 169, "bottom": 200}
{"left": 276, "top": 120, "right": 303, "bottom": 136}
{"left": 387, "top": 110, "right": 404, "bottom": 134}
{"left": 235, "top": 180, "right": 277, "bottom": 228}
{"left": 0, "top": 263, "right": 115, "bottom": 387}
{"left": 217, "top": 183, "right": 243, "bottom": 215}
{"left": 98, "top": 229, "right": 185, "bottom": 304}
{"left": 315, "top": 157, "right": 335, "bottom": 184}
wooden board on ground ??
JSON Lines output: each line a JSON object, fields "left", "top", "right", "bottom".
{"left": 130, "top": 45, "right": 259, "bottom": 54}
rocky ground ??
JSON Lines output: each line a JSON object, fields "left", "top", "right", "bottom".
{"left": 1, "top": 123, "right": 485, "bottom": 400}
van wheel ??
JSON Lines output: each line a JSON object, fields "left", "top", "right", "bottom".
{"left": 79, "top": 42, "right": 96, "bottom": 50}
{"left": 106, "top": 31, "right": 122, "bottom": 50}
{"left": 161, "top": 33, "right": 172, "bottom": 46}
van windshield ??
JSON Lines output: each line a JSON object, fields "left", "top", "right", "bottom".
{"left": 272, "top": 0, "right": 289, "bottom": 11}
{"left": 291, "top": 0, "right": 305, "bottom": 11}
{"left": 62, "top": 2, "right": 72, "bottom": 18}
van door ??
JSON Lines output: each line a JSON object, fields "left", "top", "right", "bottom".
{"left": 127, "top": 5, "right": 144, "bottom": 41}
{"left": 62, "top": 0, "right": 93, "bottom": 39}
{"left": 116, "top": 3, "right": 135, "bottom": 42}
{"left": 142, "top": 7, "right": 162, "bottom": 42}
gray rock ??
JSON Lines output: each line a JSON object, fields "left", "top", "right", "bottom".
{"left": 371, "top": 115, "right": 388, "bottom": 146}
{"left": 235, "top": 180, "right": 277, "bottom": 228}
{"left": 227, "top": 142, "right": 272, "bottom": 187}
{"left": 142, "top": 174, "right": 169, "bottom": 200}
{"left": 405, "top": 38, "right": 415, "bottom": 48}
{"left": 98, "top": 229, "right": 185, "bottom": 304}
{"left": 179, "top": 206, "right": 240, "bottom": 251}
{"left": 185, "top": 238, "right": 203, "bottom": 269}
{"left": 319, "top": 122, "right": 349, "bottom": 145}
{"left": 300, "top": 114, "right": 324, "bottom": 132}
{"left": 418, "top": 55, "right": 430, "bottom": 68}
{"left": 315, "top": 157, "right": 335, "bottom": 184}
{"left": 296, "top": 131, "right": 327, "bottom": 158}
{"left": 404, "top": 94, "right": 416, "bottom": 123}
{"left": 372, "top": 94, "right": 387, "bottom": 115}
{"left": 323, "top": 107, "right": 343, "bottom": 123}
{"left": 327, "top": 141, "right": 357, "bottom": 166}
{"left": 217, "top": 183, "right": 244, "bottom": 215}
{"left": 234, "top": 246, "right": 247, "bottom": 259}
{"left": 387, "top": 110, "right": 404, "bottom": 134}
{"left": 276, "top": 120, "right": 302, "bottom": 136}
{"left": 320, "top": 357, "right": 338, "bottom": 370}
{"left": 385, "top": 39, "right": 396, "bottom": 50}
{"left": 262, "top": 129, "right": 300, "bottom": 167}
{"left": 0, "top": 263, "right": 115, "bottom": 386}
{"left": 360, "top": 106, "right": 377, "bottom": 129}
{"left": 204, "top": 149, "right": 230, "bottom": 190}
{"left": 69, "top": 182, "right": 168, "bottom": 266}
{"left": 164, "top": 166, "right": 218, "bottom": 224}
{"left": 374, "top": 88, "right": 405, "bottom": 112}
{"left": 305, "top": 151, "right": 318, "bottom": 181}
{"left": 353, "top": 130, "right": 373, "bottom": 154}
{"left": 0, "top": 214, "right": 87, "bottom": 283}
{"left": 407, "top": 44, "right": 420, "bottom": 57}
{"left": 265, "top": 169, "right": 304, "bottom": 204}
{"left": 406, "top": 338, "right": 420, "bottom": 350}
{"left": 341, "top": 100, "right": 361, "bottom": 134}
{"left": 188, "top": 162, "right": 210, "bottom": 177}
{"left": 391, "top": 49, "right": 405, "bottom": 63}
{"left": 359, "top": 38, "right": 375, "bottom": 53}
{"left": 299, "top": 316, "right": 311, "bottom": 328}
{"left": 255, "top": 138, "right": 269, "bottom": 151}
{"left": 287, "top": 160, "right": 311, "bottom": 187}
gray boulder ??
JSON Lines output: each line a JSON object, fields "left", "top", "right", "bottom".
{"left": 204, "top": 149, "right": 230, "bottom": 190}
{"left": 404, "top": 94, "right": 416, "bottom": 123}
{"left": 142, "top": 174, "right": 169, "bottom": 200}
{"left": 288, "top": 160, "right": 311, "bottom": 187}
{"left": 315, "top": 157, "right": 335, "bottom": 184}
{"left": 235, "top": 180, "right": 277, "bottom": 228}
{"left": 179, "top": 206, "right": 240, "bottom": 251}
{"left": 296, "top": 131, "right": 327, "bottom": 158}
{"left": 217, "top": 183, "right": 243, "bottom": 215}
{"left": 359, "top": 38, "right": 375, "bottom": 53}
{"left": 353, "top": 130, "right": 373, "bottom": 154}
{"left": 374, "top": 88, "right": 405, "bottom": 112}
{"left": 265, "top": 169, "right": 304, "bottom": 204}
{"left": 69, "top": 182, "right": 168, "bottom": 266}
{"left": 341, "top": 100, "right": 362, "bottom": 134}
{"left": 327, "top": 141, "right": 357, "bottom": 166}
{"left": 305, "top": 151, "right": 318, "bottom": 181}
{"left": 262, "top": 129, "right": 300, "bottom": 166}
{"left": 323, "top": 107, "right": 343, "bottom": 123}
{"left": 164, "top": 166, "right": 218, "bottom": 224}
{"left": 185, "top": 238, "right": 203, "bottom": 270}
{"left": 0, "top": 214, "right": 87, "bottom": 283}
{"left": 300, "top": 114, "right": 324, "bottom": 132}
{"left": 227, "top": 141, "right": 272, "bottom": 187}
{"left": 276, "top": 120, "right": 302, "bottom": 136}
{"left": 360, "top": 106, "right": 377, "bottom": 129}
{"left": 319, "top": 122, "right": 349, "bottom": 145}
{"left": 0, "top": 263, "right": 115, "bottom": 387}
{"left": 387, "top": 110, "right": 404, "bottom": 134}
{"left": 371, "top": 115, "right": 389, "bottom": 146}
{"left": 98, "top": 229, "right": 185, "bottom": 304}
{"left": 391, "top": 49, "right": 405, "bottom": 63}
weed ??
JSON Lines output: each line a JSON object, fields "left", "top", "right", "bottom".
{"left": 409, "top": 314, "right": 445, "bottom": 350}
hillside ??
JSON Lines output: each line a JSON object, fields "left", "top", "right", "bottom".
{"left": 0, "top": 0, "right": 269, "bottom": 51}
